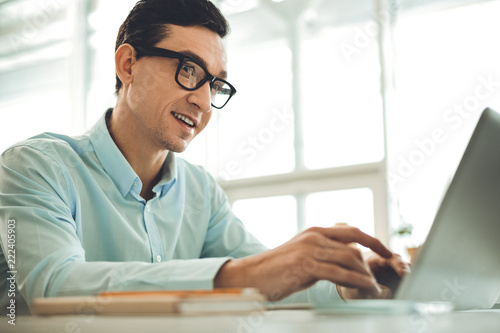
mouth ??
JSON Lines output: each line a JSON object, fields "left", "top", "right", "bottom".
{"left": 171, "top": 111, "right": 196, "bottom": 128}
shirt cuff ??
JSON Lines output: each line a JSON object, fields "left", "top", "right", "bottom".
{"left": 167, "top": 257, "right": 232, "bottom": 290}
{"left": 306, "top": 280, "right": 344, "bottom": 305}
{"left": 267, "top": 280, "right": 343, "bottom": 306}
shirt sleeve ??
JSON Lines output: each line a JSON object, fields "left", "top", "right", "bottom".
{"left": 199, "top": 171, "right": 269, "bottom": 259}
{"left": 0, "top": 144, "right": 231, "bottom": 310}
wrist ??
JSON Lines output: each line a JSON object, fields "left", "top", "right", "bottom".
{"left": 214, "top": 258, "right": 249, "bottom": 289}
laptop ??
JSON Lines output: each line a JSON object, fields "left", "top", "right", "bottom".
{"left": 394, "top": 107, "right": 500, "bottom": 310}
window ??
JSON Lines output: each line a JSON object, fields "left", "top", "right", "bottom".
{"left": 232, "top": 195, "right": 297, "bottom": 249}
{"left": 215, "top": 38, "right": 295, "bottom": 180}
{"left": 388, "top": 0, "right": 500, "bottom": 248}
{"left": 301, "top": 24, "right": 384, "bottom": 169}
{"left": 305, "top": 188, "right": 375, "bottom": 235}
{"left": 0, "top": 0, "right": 76, "bottom": 153}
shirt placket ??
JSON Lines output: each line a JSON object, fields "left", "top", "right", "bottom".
{"left": 143, "top": 200, "right": 165, "bottom": 263}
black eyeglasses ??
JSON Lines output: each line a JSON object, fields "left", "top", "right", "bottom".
{"left": 134, "top": 46, "right": 236, "bottom": 109}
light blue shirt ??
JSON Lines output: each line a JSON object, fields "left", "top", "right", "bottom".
{"left": 0, "top": 109, "right": 340, "bottom": 314}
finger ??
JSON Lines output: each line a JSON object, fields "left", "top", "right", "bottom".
{"left": 314, "top": 246, "right": 371, "bottom": 276}
{"left": 313, "top": 261, "right": 377, "bottom": 290}
{"left": 313, "top": 238, "right": 382, "bottom": 290}
{"left": 312, "top": 237, "right": 377, "bottom": 275}
{"left": 313, "top": 237, "right": 364, "bottom": 259}
{"left": 315, "top": 226, "right": 393, "bottom": 259}
{"left": 388, "top": 254, "right": 411, "bottom": 277}
{"left": 358, "top": 284, "right": 392, "bottom": 299}
{"left": 366, "top": 253, "right": 390, "bottom": 270}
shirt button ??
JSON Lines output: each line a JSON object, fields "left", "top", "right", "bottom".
{"left": 146, "top": 205, "right": 151, "bottom": 213}
{"left": 156, "top": 255, "right": 161, "bottom": 262}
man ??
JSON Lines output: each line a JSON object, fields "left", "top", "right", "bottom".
{"left": 0, "top": 0, "right": 408, "bottom": 315}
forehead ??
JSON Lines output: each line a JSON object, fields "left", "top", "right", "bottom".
{"left": 156, "top": 25, "right": 227, "bottom": 77}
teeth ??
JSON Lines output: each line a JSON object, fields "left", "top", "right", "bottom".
{"left": 173, "top": 112, "right": 194, "bottom": 127}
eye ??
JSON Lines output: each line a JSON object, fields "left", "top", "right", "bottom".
{"left": 212, "top": 81, "right": 223, "bottom": 92}
{"left": 180, "top": 64, "right": 195, "bottom": 77}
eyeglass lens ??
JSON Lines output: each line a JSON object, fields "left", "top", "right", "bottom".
{"left": 177, "top": 58, "right": 232, "bottom": 108}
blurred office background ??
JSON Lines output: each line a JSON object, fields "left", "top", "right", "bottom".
{"left": 1, "top": 0, "right": 500, "bottom": 255}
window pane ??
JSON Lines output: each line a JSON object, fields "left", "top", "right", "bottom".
{"left": 214, "top": 38, "right": 295, "bottom": 181}
{"left": 301, "top": 23, "right": 384, "bottom": 169}
{"left": 232, "top": 195, "right": 297, "bottom": 249}
{"left": 0, "top": 92, "right": 71, "bottom": 153}
{"left": 305, "top": 188, "right": 375, "bottom": 237}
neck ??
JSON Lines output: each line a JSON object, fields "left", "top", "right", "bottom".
{"left": 108, "top": 102, "right": 168, "bottom": 201}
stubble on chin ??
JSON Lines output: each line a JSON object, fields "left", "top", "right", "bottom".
{"left": 151, "top": 126, "right": 190, "bottom": 153}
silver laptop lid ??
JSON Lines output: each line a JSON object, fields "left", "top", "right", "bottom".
{"left": 395, "top": 107, "right": 500, "bottom": 310}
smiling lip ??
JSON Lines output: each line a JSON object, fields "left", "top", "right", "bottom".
{"left": 171, "top": 111, "right": 197, "bottom": 128}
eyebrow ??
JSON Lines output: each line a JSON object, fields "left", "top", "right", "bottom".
{"left": 180, "top": 50, "right": 228, "bottom": 80}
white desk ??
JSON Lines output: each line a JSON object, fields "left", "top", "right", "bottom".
{"left": 2, "top": 309, "right": 500, "bottom": 333}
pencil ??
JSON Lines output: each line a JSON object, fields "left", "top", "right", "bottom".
{"left": 99, "top": 288, "right": 259, "bottom": 298}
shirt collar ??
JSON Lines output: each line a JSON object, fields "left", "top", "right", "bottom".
{"left": 155, "top": 151, "right": 177, "bottom": 198}
{"left": 90, "top": 109, "right": 177, "bottom": 198}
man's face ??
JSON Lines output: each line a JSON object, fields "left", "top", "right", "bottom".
{"left": 126, "top": 25, "right": 227, "bottom": 153}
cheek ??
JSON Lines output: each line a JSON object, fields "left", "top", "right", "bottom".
{"left": 129, "top": 63, "right": 169, "bottom": 106}
{"left": 137, "top": 61, "right": 169, "bottom": 92}
{"left": 127, "top": 76, "right": 158, "bottom": 111}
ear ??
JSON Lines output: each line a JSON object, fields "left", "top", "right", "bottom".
{"left": 115, "top": 43, "right": 136, "bottom": 88}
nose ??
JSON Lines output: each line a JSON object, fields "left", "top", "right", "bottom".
{"left": 187, "top": 81, "right": 212, "bottom": 112}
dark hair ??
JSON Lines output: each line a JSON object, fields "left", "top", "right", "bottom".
{"left": 114, "top": 0, "right": 230, "bottom": 94}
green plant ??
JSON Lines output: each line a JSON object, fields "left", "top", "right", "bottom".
{"left": 395, "top": 223, "right": 413, "bottom": 237}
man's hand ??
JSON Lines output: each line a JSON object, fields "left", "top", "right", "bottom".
{"left": 214, "top": 226, "right": 393, "bottom": 301}
{"left": 337, "top": 253, "right": 411, "bottom": 300}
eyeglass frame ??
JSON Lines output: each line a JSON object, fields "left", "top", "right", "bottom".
{"left": 133, "top": 45, "right": 237, "bottom": 109}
